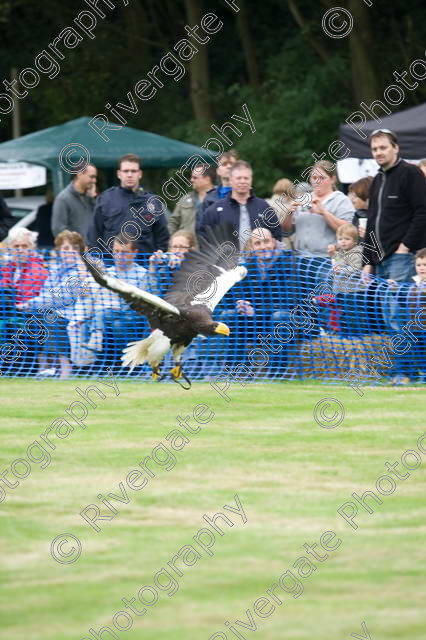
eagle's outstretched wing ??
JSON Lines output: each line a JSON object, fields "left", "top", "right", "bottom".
{"left": 165, "top": 224, "right": 247, "bottom": 312}
{"left": 83, "top": 224, "right": 246, "bottom": 321}
{"left": 82, "top": 256, "right": 180, "bottom": 321}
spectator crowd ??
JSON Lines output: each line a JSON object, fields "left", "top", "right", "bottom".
{"left": 1, "top": 131, "right": 425, "bottom": 384}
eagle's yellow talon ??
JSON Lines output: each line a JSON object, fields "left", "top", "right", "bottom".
{"left": 170, "top": 365, "right": 182, "bottom": 380}
{"left": 152, "top": 366, "right": 161, "bottom": 381}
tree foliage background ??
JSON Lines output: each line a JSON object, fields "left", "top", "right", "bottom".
{"left": 0, "top": 0, "right": 425, "bottom": 196}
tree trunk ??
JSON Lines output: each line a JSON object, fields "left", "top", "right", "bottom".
{"left": 124, "top": 1, "right": 149, "bottom": 69}
{"left": 348, "top": 0, "right": 380, "bottom": 105}
{"left": 184, "top": 0, "right": 214, "bottom": 127}
{"left": 287, "top": 0, "right": 330, "bottom": 63}
{"left": 235, "top": 0, "right": 260, "bottom": 87}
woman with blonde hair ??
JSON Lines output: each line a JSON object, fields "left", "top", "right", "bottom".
{"left": 283, "top": 160, "right": 355, "bottom": 256}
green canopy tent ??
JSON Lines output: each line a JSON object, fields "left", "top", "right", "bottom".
{"left": 0, "top": 117, "right": 216, "bottom": 194}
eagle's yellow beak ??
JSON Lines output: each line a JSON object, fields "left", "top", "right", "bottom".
{"left": 214, "top": 322, "right": 230, "bottom": 336}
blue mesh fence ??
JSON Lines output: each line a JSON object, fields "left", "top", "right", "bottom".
{"left": 0, "top": 248, "right": 425, "bottom": 383}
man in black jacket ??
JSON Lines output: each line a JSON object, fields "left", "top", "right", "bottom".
{"left": 199, "top": 161, "right": 282, "bottom": 248}
{"left": 0, "top": 196, "right": 15, "bottom": 242}
{"left": 87, "top": 153, "right": 169, "bottom": 255}
{"left": 362, "top": 130, "right": 426, "bottom": 282}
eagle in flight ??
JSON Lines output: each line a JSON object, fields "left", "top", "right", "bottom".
{"left": 83, "top": 226, "right": 247, "bottom": 388}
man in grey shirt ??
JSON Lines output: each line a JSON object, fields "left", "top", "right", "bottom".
{"left": 51, "top": 164, "right": 97, "bottom": 241}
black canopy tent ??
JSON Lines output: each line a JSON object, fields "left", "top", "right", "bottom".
{"left": 339, "top": 103, "right": 426, "bottom": 159}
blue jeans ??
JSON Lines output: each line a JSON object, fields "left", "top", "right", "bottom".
{"left": 375, "top": 255, "right": 415, "bottom": 332}
{"left": 393, "top": 332, "right": 426, "bottom": 379}
{"left": 375, "top": 253, "right": 415, "bottom": 283}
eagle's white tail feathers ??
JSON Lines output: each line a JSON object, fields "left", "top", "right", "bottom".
{"left": 121, "top": 329, "right": 171, "bottom": 371}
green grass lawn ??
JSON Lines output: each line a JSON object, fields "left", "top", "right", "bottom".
{"left": 0, "top": 379, "right": 425, "bottom": 640}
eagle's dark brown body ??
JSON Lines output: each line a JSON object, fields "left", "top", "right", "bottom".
{"left": 82, "top": 224, "right": 246, "bottom": 384}
{"left": 148, "top": 305, "right": 219, "bottom": 347}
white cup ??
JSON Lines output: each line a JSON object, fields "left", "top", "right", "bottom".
{"left": 359, "top": 218, "right": 367, "bottom": 230}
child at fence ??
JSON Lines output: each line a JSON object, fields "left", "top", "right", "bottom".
{"left": 348, "top": 176, "right": 372, "bottom": 239}
{"left": 411, "top": 249, "right": 426, "bottom": 380}
{"left": 73, "top": 234, "right": 153, "bottom": 363}
{"left": 390, "top": 248, "right": 426, "bottom": 384}
{"left": 16, "top": 230, "right": 88, "bottom": 378}
{"left": 314, "top": 223, "right": 364, "bottom": 334}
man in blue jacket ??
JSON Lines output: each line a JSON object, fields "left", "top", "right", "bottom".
{"left": 88, "top": 153, "right": 169, "bottom": 255}
{"left": 199, "top": 161, "right": 282, "bottom": 248}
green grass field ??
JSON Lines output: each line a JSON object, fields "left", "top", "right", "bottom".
{"left": 1, "top": 379, "right": 425, "bottom": 640}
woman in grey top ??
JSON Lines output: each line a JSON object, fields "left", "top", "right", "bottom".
{"left": 284, "top": 160, "right": 355, "bottom": 256}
